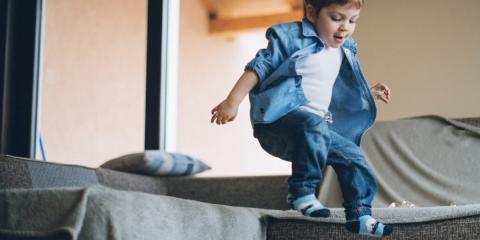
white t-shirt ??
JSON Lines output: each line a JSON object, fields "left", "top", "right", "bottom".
{"left": 296, "top": 45, "right": 344, "bottom": 117}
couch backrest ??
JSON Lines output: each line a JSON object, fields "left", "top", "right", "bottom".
{"left": 0, "top": 155, "right": 98, "bottom": 189}
{"left": 0, "top": 155, "right": 168, "bottom": 195}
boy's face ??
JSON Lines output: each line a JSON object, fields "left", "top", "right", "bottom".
{"left": 306, "top": 3, "right": 361, "bottom": 48}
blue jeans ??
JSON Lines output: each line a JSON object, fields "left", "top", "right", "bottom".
{"left": 253, "top": 108, "right": 377, "bottom": 220}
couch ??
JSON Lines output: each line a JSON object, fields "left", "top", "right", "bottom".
{"left": 1, "top": 116, "right": 480, "bottom": 239}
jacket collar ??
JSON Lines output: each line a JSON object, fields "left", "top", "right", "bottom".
{"left": 301, "top": 18, "right": 321, "bottom": 39}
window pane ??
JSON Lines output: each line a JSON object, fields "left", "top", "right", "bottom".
{"left": 40, "top": 0, "right": 147, "bottom": 167}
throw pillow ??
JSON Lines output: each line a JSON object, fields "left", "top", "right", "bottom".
{"left": 100, "top": 150, "right": 211, "bottom": 176}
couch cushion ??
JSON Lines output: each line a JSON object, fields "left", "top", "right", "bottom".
{"left": 266, "top": 203, "right": 480, "bottom": 239}
{"left": 267, "top": 216, "right": 480, "bottom": 240}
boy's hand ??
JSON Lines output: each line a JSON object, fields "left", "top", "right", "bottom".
{"left": 371, "top": 83, "right": 391, "bottom": 104}
{"left": 210, "top": 98, "right": 239, "bottom": 125}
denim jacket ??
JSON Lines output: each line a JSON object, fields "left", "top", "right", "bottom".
{"left": 245, "top": 18, "right": 377, "bottom": 145}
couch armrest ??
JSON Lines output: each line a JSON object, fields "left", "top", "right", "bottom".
{"left": 164, "top": 175, "right": 290, "bottom": 210}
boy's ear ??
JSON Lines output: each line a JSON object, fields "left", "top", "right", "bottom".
{"left": 305, "top": 4, "right": 318, "bottom": 23}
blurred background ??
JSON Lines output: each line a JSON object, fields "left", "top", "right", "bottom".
{"left": 39, "top": 0, "right": 480, "bottom": 176}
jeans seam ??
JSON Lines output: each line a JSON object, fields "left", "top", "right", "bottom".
{"left": 330, "top": 148, "right": 355, "bottom": 160}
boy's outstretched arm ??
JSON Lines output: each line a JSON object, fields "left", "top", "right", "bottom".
{"left": 211, "top": 70, "right": 259, "bottom": 125}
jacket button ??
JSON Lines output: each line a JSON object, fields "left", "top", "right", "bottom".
{"left": 260, "top": 108, "right": 265, "bottom": 114}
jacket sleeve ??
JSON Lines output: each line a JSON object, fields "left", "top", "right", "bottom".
{"left": 245, "top": 26, "right": 291, "bottom": 83}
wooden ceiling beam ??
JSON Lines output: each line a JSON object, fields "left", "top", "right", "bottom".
{"left": 209, "top": 10, "right": 303, "bottom": 36}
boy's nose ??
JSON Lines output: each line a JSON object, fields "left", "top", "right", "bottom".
{"left": 339, "top": 22, "right": 351, "bottom": 32}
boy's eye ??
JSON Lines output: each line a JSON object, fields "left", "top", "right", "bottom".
{"left": 331, "top": 16, "right": 342, "bottom": 21}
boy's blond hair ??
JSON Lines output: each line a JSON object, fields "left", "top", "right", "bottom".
{"left": 304, "top": 0, "right": 364, "bottom": 14}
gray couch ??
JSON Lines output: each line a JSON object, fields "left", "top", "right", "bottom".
{"left": 1, "top": 117, "right": 480, "bottom": 239}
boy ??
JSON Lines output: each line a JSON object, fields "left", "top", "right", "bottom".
{"left": 211, "top": 0, "right": 393, "bottom": 237}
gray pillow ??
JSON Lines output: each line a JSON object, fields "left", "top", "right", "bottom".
{"left": 100, "top": 150, "right": 211, "bottom": 176}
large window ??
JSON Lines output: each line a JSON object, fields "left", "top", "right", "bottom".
{"left": 1, "top": 0, "right": 179, "bottom": 167}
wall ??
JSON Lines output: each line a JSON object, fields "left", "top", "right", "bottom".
{"left": 177, "top": 0, "right": 480, "bottom": 177}
{"left": 355, "top": 0, "right": 480, "bottom": 120}
{"left": 40, "top": 0, "right": 147, "bottom": 167}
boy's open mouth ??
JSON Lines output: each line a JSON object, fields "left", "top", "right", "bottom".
{"left": 333, "top": 35, "right": 346, "bottom": 43}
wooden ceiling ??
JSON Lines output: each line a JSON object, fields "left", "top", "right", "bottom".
{"left": 201, "top": 0, "right": 304, "bottom": 36}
